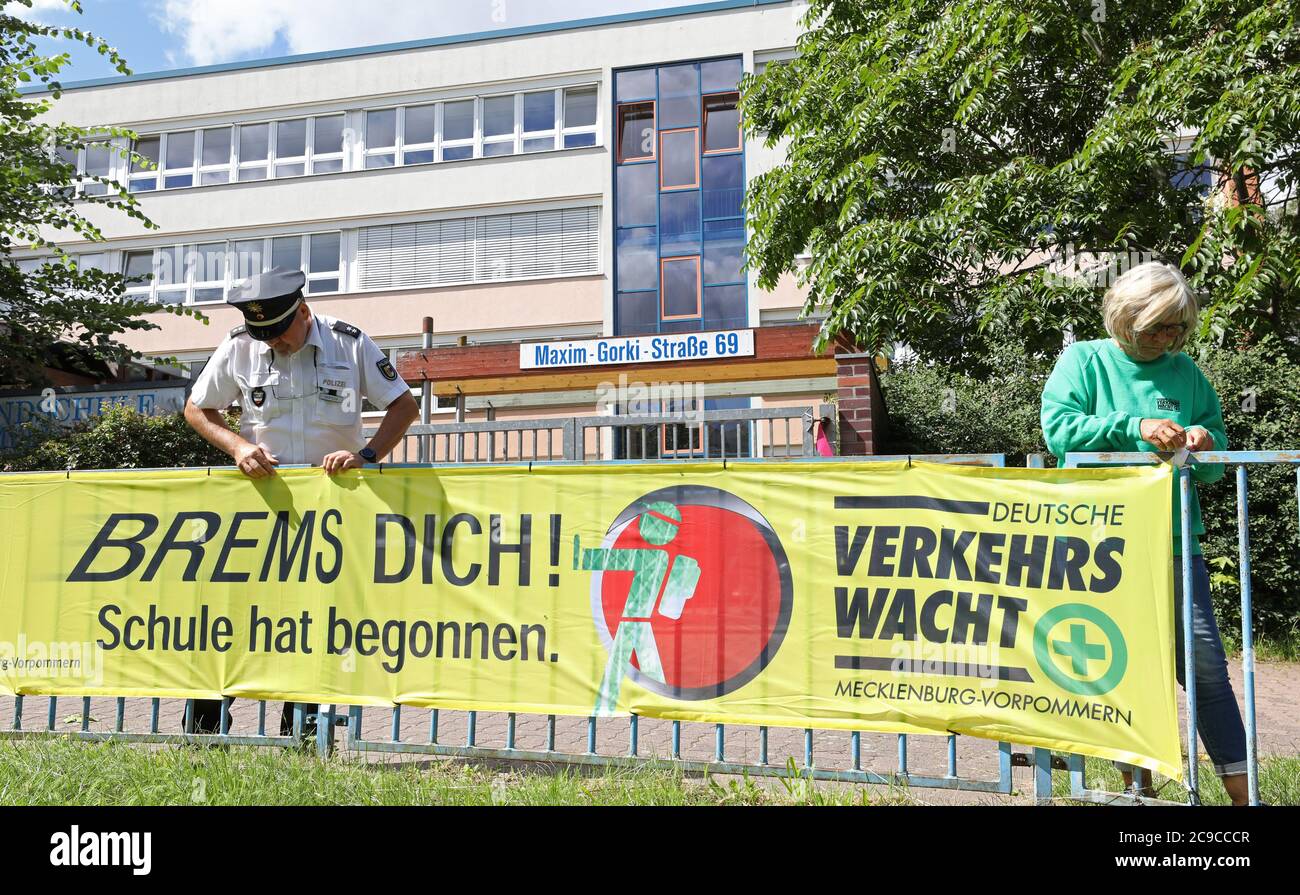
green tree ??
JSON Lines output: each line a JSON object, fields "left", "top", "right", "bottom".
{"left": 0, "top": 0, "right": 199, "bottom": 388}
{"left": 742, "top": 0, "right": 1300, "bottom": 370}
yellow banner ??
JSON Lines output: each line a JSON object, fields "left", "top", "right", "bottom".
{"left": 0, "top": 461, "right": 1181, "bottom": 778}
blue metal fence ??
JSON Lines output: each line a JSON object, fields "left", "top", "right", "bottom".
{"left": 1, "top": 446, "right": 1289, "bottom": 804}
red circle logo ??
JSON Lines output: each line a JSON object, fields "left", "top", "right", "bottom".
{"left": 588, "top": 485, "right": 792, "bottom": 700}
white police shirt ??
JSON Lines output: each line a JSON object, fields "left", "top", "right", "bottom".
{"left": 190, "top": 313, "right": 409, "bottom": 465}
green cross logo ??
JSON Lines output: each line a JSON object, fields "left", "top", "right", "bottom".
{"left": 1033, "top": 605, "right": 1128, "bottom": 696}
{"left": 1053, "top": 624, "right": 1107, "bottom": 675}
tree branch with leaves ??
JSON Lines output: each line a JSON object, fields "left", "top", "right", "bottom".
{"left": 743, "top": 0, "right": 1299, "bottom": 371}
{"left": 1, "top": 0, "right": 203, "bottom": 387}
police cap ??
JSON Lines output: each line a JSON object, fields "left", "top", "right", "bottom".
{"left": 227, "top": 267, "right": 307, "bottom": 341}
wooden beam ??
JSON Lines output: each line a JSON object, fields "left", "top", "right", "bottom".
{"left": 430, "top": 357, "right": 838, "bottom": 397}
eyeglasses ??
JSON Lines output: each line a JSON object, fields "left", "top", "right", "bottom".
{"left": 1137, "top": 322, "right": 1189, "bottom": 339}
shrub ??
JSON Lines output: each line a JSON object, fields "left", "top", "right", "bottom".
{"left": 1, "top": 405, "right": 231, "bottom": 472}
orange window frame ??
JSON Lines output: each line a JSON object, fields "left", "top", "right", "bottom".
{"left": 658, "top": 128, "right": 700, "bottom": 190}
{"left": 702, "top": 92, "right": 741, "bottom": 154}
{"left": 660, "top": 256, "right": 702, "bottom": 320}
{"left": 617, "top": 101, "right": 656, "bottom": 164}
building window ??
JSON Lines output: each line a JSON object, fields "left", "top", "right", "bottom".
{"left": 618, "top": 102, "right": 656, "bottom": 163}
{"left": 161, "top": 131, "right": 195, "bottom": 189}
{"left": 482, "top": 95, "right": 517, "bottom": 157}
{"left": 77, "top": 253, "right": 109, "bottom": 272}
{"left": 274, "top": 119, "right": 308, "bottom": 178}
{"left": 616, "top": 226, "right": 658, "bottom": 292}
{"left": 82, "top": 141, "right": 114, "bottom": 196}
{"left": 307, "top": 233, "right": 342, "bottom": 294}
{"left": 357, "top": 206, "right": 598, "bottom": 291}
{"left": 703, "top": 92, "right": 741, "bottom": 153}
{"left": 704, "top": 218, "right": 745, "bottom": 285}
{"left": 118, "top": 232, "right": 341, "bottom": 305}
{"left": 153, "top": 245, "right": 187, "bottom": 305}
{"left": 312, "top": 115, "right": 347, "bottom": 173}
{"left": 365, "top": 108, "right": 398, "bottom": 169}
{"left": 231, "top": 239, "right": 265, "bottom": 281}
{"left": 702, "top": 154, "right": 744, "bottom": 219}
{"left": 189, "top": 242, "right": 228, "bottom": 303}
{"left": 616, "top": 164, "right": 658, "bottom": 227}
{"left": 660, "top": 191, "right": 702, "bottom": 256}
{"left": 442, "top": 99, "right": 475, "bottom": 161}
{"left": 239, "top": 123, "right": 270, "bottom": 181}
{"left": 658, "top": 63, "right": 700, "bottom": 129}
{"left": 661, "top": 257, "right": 701, "bottom": 320}
{"left": 522, "top": 90, "right": 557, "bottom": 153}
{"left": 615, "top": 67, "right": 657, "bottom": 102}
{"left": 123, "top": 250, "right": 153, "bottom": 300}
{"left": 563, "top": 86, "right": 598, "bottom": 148}
{"left": 199, "top": 128, "right": 232, "bottom": 185}
{"left": 114, "top": 83, "right": 599, "bottom": 195}
{"left": 402, "top": 105, "right": 437, "bottom": 165}
{"left": 129, "top": 137, "right": 160, "bottom": 193}
{"left": 659, "top": 128, "right": 699, "bottom": 190}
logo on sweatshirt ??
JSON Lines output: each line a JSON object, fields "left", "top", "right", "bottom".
{"left": 1155, "top": 397, "right": 1180, "bottom": 412}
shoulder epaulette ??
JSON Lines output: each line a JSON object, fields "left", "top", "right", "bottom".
{"left": 332, "top": 320, "right": 360, "bottom": 338}
{"left": 229, "top": 325, "right": 248, "bottom": 338}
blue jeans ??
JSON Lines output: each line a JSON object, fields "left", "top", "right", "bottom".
{"left": 1123, "top": 555, "right": 1248, "bottom": 777}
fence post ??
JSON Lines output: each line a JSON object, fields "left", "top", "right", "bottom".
{"left": 1179, "top": 468, "right": 1199, "bottom": 803}
{"left": 1236, "top": 465, "right": 1259, "bottom": 805}
{"left": 562, "top": 419, "right": 579, "bottom": 461}
{"left": 418, "top": 316, "right": 433, "bottom": 463}
{"left": 1033, "top": 748, "right": 1054, "bottom": 803}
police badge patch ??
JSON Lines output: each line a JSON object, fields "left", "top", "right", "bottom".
{"left": 251, "top": 387, "right": 266, "bottom": 408}
{"left": 377, "top": 359, "right": 398, "bottom": 382}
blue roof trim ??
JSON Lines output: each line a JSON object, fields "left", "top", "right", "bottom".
{"left": 21, "top": 0, "right": 790, "bottom": 95}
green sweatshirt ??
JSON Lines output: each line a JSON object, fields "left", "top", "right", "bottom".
{"left": 1040, "top": 339, "right": 1226, "bottom": 555}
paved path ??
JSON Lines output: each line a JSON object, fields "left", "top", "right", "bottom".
{"left": 3, "top": 661, "right": 1296, "bottom": 804}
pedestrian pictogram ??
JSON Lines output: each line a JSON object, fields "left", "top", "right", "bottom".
{"left": 575, "top": 485, "right": 793, "bottom": 714}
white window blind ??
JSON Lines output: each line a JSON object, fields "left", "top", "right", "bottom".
{"left": 358, "top": 206, "right": 597, "bottom": 290}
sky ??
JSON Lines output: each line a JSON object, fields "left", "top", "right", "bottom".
{"left": 10, "top": 0, "right": 698, "bottom": 85}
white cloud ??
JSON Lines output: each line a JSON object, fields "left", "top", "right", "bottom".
{"left": 153, "top": 0, "right": 681, "bottom": 67}
{"left": 6, "top": 0, "right": 76, "bottom": 25}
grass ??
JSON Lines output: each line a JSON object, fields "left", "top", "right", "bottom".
{"left": 1222, "top": 631, "right": 1300, "bottom": 663}
{"left": 0, "top": 739, "right": 916, "bottom": 806}
{"left": 3, "top": 738, "right": 1294, "bottom": 806}
{"left": 1050, "top": 755, "right": 1300, "bottom": 805}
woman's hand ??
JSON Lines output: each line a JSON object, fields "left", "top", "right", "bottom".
{"left": 1184, "top": 427, "right": 1215, "bottom": 452}
{"left": 1140, "top": 418, "right": 1187, "bottom": 450}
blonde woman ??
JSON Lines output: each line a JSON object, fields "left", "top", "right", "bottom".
{"left": 1041, "top": 261, "right": 1249, "bottom": 805}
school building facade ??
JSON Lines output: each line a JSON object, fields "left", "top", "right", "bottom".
{"left": 22, "top": 0, "right": 884, "bottom": 458}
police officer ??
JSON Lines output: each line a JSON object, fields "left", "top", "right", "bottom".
{"left": 182, "top": 267, "right": 420, "bottom": 736}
